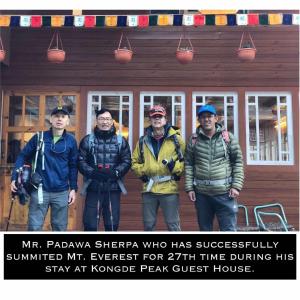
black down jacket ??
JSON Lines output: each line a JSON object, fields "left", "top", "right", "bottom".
{"left": 78, "top": 126, "right": 131, "bottom": 192}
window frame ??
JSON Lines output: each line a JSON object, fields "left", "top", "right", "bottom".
{"left": 245, "top": 92, "right": 294, "bottom": 166}
{"left": 139, "top": 91, "right": 186, "bottom": 139}
{"left": 87, "top": 91, "right": 133, "bottom": 151}
{"left": 192, "top": 91, "right": 239, "bottom": 138}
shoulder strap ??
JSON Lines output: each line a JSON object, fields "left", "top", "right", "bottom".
{"left": 33, "top": 131, "right": 44, "bottom": 172}
{"left": 117, "top": 134, "right": 123, "bottom": 153}
{"left": 221, "top": 130, "right": 231, "bottom": 159}
{"left": 88, "top": 133, "right": 97, "bottom": 165}
{"left": 139, "top": 136, "right": 145, "bottom": 163}
{"left": 172, "top": 134, "right": 184, "bottom": 162}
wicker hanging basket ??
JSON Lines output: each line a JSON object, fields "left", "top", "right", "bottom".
{"left": 47, "top": 31, "right": 66, "bottom": 63}
{"left": 176, "top": 35, "right": 194, "bottom": 64}
{"left": 0, "top": 36, "right": 6, "bottom": 62}
{"left": 237, "top": 32, "right": 257, "bottom": 62}
{"left": 114, "top": 33, "right": 133, "bottom": 64}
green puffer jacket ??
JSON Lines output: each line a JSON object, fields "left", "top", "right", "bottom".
{"left": 185, "top": 123, "right": 244, "bottom": 195}
{"left": 132, "top": 125, "right": 185, "bottom": 194}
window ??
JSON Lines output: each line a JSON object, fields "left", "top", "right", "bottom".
{"left": 246, "top": 92, "right": 294, "bottom": 165}
{"left": 192, "top": 92, "right": 238, "bottom": 137}
{"left": 87, "top": 92, "right": 133, "bottom": 150}
{"left": 3, "top": 93, "right": 79, "bottom": 164}
{"left": 140, "top": 92, "right": 185, "bottom": 139}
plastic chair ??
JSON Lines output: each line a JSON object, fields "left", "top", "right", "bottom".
{"left": 254, "top": 202, "right": 295, "bottom": 232}
{"left": 237, "top": 204, "right": 259, "bottom": 231}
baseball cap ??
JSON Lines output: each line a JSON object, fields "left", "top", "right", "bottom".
{"left": 51, "top": 105, "right": 70, "bottom": 116}
{"left": 149, "top": 105, "right": 166, "bottom": 117}
{"left": 197, "top": 104, "right": 217, "bottom": 116}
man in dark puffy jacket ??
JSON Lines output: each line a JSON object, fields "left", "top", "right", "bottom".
{"left": 185, "top": 104, "right": 244, "bottom": 231}
{"left": 78, "top": 108, "right": 131, "bottom": 231}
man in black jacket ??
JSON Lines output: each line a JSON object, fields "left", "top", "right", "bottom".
{"left": 78, "top": 108, "right": 131, "bottom": 231}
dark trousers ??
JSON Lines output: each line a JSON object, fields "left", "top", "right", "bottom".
{"left": 83, "top": 190, "right": 121, "bottom": 231}
{"left": 195, "top": 192, "right": 238, "bottom": 231}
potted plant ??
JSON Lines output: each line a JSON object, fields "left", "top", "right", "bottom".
{"left": 114, "top": 33, "right": 133, "bottom": 64}
{"left": 0, "top": 36, "right": 6, "bottom": 62}
{"left": 237, "top": 32, "right": 257, "bottom": 62}
{"left": 47, "top": 31, "right": 66, "bottom": 63}
{"left": 176, "top": 35, "right": 194, "bottom": 64}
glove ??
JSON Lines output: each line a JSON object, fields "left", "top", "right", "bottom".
{"left": 166, "top": 159, "right": 175, "bottom": 172}
{"left": 139, "top": 175, "right": 149, "bottom": 183}
{"left": 91, "top": 170, "right": 109, "bottom": 181}
{"left": 101, "top": 168, "right": 119, "bottom": 180}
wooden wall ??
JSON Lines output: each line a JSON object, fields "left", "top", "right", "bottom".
{"left": 0, "top": 24, "right": 299, "bottom": 231}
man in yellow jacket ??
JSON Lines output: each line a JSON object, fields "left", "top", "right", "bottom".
{"left": 132, "top": 105, "right": 185, "bottom": 231}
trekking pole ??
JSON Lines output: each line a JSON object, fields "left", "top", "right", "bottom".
{"left": 107, "top": 181, "right": 114, "bottom": 231}
{"left": 6, "top": 194, "right": 16, "bottom": 231}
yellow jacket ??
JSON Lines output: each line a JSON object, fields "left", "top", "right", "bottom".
{"left": 132, "top": 126, "right": 185, "bottom": 194}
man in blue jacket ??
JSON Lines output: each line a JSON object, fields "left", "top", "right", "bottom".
{"left": 10, "top": 106, "right": 78, "bottom": 231}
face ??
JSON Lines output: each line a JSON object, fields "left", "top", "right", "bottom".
{"left": 96, "top": 111, "right": 113, "bottom": 131}
{"left": 198, "top": 112, "right": 218, "bottom": 132}
{"left": 150, "top": 114, "right": 167, "bottom": 130}
{"left": 50, "top": 113, "right": 70, "bottom": 130}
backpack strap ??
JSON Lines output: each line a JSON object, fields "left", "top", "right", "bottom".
{"left": 191, "top": 133, "right": 198, "bottom": 147}
{"left": 88, "top": 132, "right": 97, "bottom": 165}
{"left": 172, "top": 134, "right": 184, "bottom": 162}
{"left": 221, "top": 130, "right": 231, "bottom": 159}
{"left": 138, "top": 136, "right": 145, "bottom": 164}
{"left": 33, "top": 131, "right": 44, "bottom": 173}
{"left": 117, "top": 134, "right": 123, "bottom": 153}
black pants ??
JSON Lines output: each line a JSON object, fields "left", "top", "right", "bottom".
{"left": 83, "top": 190, "right": 121, "bottom": 231}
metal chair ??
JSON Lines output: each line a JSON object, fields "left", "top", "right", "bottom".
{"left": 237, "top": 204, "right": 259, "bottom": 231}
{"left": 254, "top": 202, "right": 295, "bottom": 232}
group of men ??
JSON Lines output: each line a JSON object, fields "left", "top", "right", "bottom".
{"left": 10, "top": 103, "right": 244, "bottom": 232}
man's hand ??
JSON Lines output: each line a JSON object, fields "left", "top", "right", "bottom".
{"left": 11, "top": 180, "right": 18, "bottom": 193}
{"left": 229, "top": 188, "right": 239, "bottom": 198}
{"left": 68, "top": 189, "right": 76, "bottom": 206}
{"left": 188, "top": 191, "right": 196, "bottom": 202}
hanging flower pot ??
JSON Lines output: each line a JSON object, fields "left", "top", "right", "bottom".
{"left": 176, "top": 35, "right": 194, "bottom": 64}
{"left": 114, "top": 33, "right": 133, "bottom": 64}
{"left": 47, "top": 31, "right": 66, "bottom": 63}
{"left": 0, "top": 36, "right": 6, "bottom": 62}
{"left": 237, "top": 32, "right": 257, "bottom": 62}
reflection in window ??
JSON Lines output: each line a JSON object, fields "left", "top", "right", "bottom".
{"left": 25, "top": 96, "right": 39, "bottom": 126}
{"left": 7, "top": 132, "right": 22, "bottom": 163}
{"left": 246, "top": 94, "right": 293, "bottom": 164}
{"left": 9, "top": 96, "right": 23, "bottom": 126}
{"left": 45, "top": 95, "right": 76, "bottom": 127}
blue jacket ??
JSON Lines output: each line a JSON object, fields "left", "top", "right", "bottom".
{"left": 11, "top": 129, "right": 78, "bottom": 192}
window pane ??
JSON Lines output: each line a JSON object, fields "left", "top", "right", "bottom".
{"left": 45, "top": 95, "right": 76, "bottom": 127}
{"left": 121, "top": 105, "right": 129, "bottom": 140}
{"left": 258, "top": 96, "right": 279, "bottom": 161}
{"left": 280, "top": 105, "right": 289, "bottom": 155}
{"left": 174, "top": 105, "right": 182, "bottom": 128}
{"left": 9, "top": 96, "right": 23, "bottom": 126}
{"left": 25, "top": 96, "right": 39, "bottom": 126}
{"left": 280, "top": 96, "right": 287, "bottom": 104}
{"left": 248, "top": 96, "right": 255, "bottom": 104}
{"left": 144, "top": 96, "right": 151, "bottom": 103}
{"left": 196, "top": 96, "right": 203, "bottom": 103}
{"left": 248, "top": 105, "right": 257, "bottom": 151}
{"left": 91, "top": 104, "right": 100, "bottom": 131}
{"left": 101, "top": 96, "right": 120, "bottom": 125}
{"left": 7, "top": 132, "right": 22, "bottom": 163}
{"left": 227, "top": 96, "right": 234, "bottom": 104}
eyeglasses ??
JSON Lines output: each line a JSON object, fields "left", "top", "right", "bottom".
{"left": 98, "top": 117, "right": 112, "bottom": 122}
{"left": 199, "top": 114, "right": 215, "bottom": 120}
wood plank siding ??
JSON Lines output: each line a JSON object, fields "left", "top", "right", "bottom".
{"left": 0, "top": 23, "right": 299, "bottom": 231}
